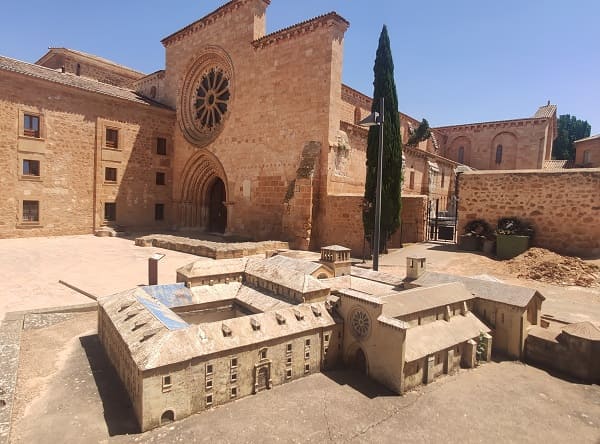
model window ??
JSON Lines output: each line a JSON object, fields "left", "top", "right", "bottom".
{"left": 260, "top": 349, "right": 267, "bottom": 360}
{"left": 156, "top": 172, "right": 166, "bottom": 185}
{"left": 304, "top": 363, "right": 310, "bottom": 374}
{"left": 155, "top": 203, "right": 164, "bottom": 221}
{"left": 409, "top": 171, "right": 415, "bottom": 189}
{"left": 305, "top": 339, "right": 311, "bottom": 347}
{"left": 162, "top": 375, "right": 172, "bottom": 389}
{"left": 23, "top": 200, "right": 39, "bottom": 222}
{"left": 230, "top": 372, "right": 237, "bottom": 383}
{"left": 23, "top": 159, "right": 40, "bottom": 176}
{"left": 324, "top": 334, "right": 330, "bottom": 343}
{"left": 286, "top": 356, "right": 292, "bottom": 365}
{"left": 304, "top": 350, "right": 310, "bottom": 360}
{"left": 105, "top": 167, "right": 117, "bottom": 182}
{"left": 24, "top": 114, "right": 40, "bottom": 138}
{"left": 495, "top": 144, "right": 503, "bottom": 164}
{"left": 106, "top": 128, "right": 119, "bottom": 148}
{"left": 206, "top": 363, "right": 213, "bottom": 375}
{"left": 458, "top": 146, "right": 465, "bottom": 163}
{"left": 206, "top": 394, "right": 213, "bottom": 406}
{"left": 286, "top": 343, "right": 292, "bottom": 354}
{"left": 205, "top": 379, "right": 213, "bottom": 390}
{"left": 157, "top": 137, "right": 167, "bottom": 155}
{"left": 286, "top": 369, "right": 292, "bottom": 379}
{"left": 230, "top": 357, "right": 238, "bottom": 368}
{"left": 104, "top": 202, "right": 116, "bottom": 221}
{"left": 230, "top": 387, "right": 237, "bottom": 398}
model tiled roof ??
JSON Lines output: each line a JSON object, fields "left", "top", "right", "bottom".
{"left": 0, "top": 55, "right": 171, "bottom": 109}
{"left": 410, "top": 272, "right": 544, "bottom": 308}
{"left": 561, "top": 322, "right": 600, "bottom": 341}
{"left": 380, "top": 282, "right": 474, "bottom": 318}
{"left": 404, "top": 312, "right": 490, "bottom": 362}
{"left": 245, "top": 257, "right": 328, "bottom": 294}
{"left": 177, "top": 257, "right": 248, "bottom": 280}
{"left": 350, "top": 266, "right": 405, "bottom": 286}
{"left": 533, "top": 104, "right": 557, "bottom": 118}
{"left": 265, "top": 255, "right": 326, "bottom": 276}
{"left": 98, "top": 287, "right": 333, "bottom": 370}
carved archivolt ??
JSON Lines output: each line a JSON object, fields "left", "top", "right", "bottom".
{"left": 179, "top": 46, "right": 234, "bottom": 147}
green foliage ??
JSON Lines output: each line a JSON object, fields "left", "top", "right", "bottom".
{"left": 363, "top": 25, "right": 403, "bottom": 250}
{"left": 552, "top": 114, "right": 591, "bottom": 160}
{"left": 406, "top": 119, "right": 431, "bottom": 147}
{"left": 476, "top": 332, "right": 487, "bottom": 362}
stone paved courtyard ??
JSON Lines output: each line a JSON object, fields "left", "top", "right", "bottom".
{"left": 8, "top": 312, "right": 600, "bottom": 444}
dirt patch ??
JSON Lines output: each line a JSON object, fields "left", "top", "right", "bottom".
{"left": 506, "top": 248, "right": 600, "bottom": 288}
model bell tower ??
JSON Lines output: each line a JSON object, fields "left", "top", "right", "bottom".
{"left": 320, "top": 245, "right": 352, "bottom": 277}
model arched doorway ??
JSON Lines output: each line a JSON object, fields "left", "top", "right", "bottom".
{"left": 354, "top": 347, "right": 368, "bottom": 374}
{"left": 208, "top": 177, "right": 227, "bottom": 233}
{"left": 160, "top": 410, "right": 175, "bottom": 424}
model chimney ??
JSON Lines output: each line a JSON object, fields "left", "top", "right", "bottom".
{"left": 406, "top": 257, "right": 426, "bottom": 280}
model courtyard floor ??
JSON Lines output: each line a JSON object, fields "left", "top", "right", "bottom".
{"left": 8, "top": 312, "right": 600, "bottom": 443}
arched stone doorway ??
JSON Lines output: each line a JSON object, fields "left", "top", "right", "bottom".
{"left": 354, "top": 347, "right": 368, "bottom": 374}
{"left": 177, "top": 151, "right": 230, "bottom": 232}
{"left": 208, "top": 177, "right": 227, "bottom": 233}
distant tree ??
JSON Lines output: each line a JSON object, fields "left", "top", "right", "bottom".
{"left": 406, "top": 118, "right": 431, "bottom": 147}
{"left": 363, "top": 25, "right": 402, "bottom": 252}
{"left": 552, "top": 114, "right": 591, "bottom": 160}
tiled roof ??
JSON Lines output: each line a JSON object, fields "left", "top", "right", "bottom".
{"left": 245, "top": 257, "right": 328, "bottom": 294}
{"left": 533, "top": 104, "right": 557, "bottom": 118}
{"left": 39, "top": 47, "right": 146, "bottom": 76}
{"left": 562, "top": 322, "right": 600, "bottom": 341}
{"left": 574, "top": 134, "right": 600, "bottom": 143}
{"left": 0, "top": 55, "right": 172, "bottom": 109}
{"left": 543, "top": 160, "right": 573, "bottom": 170}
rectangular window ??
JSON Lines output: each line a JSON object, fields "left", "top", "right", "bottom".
{"left": 286, "top": 343, "right": 292, "bottom": 354}
{"left": 304, "top": 363, "right": 310, "bottom": 374}
{"left": 23, "top": 159, "right": 40, "bottom": 176}
{"left": 156, "top": 172, "right": 166, "bottom": 185}
{"left": 324, "top": 334, "right": 330, "bottom": 343}
{"left": 230, "top": 357, "right": 238, "bottom": 368}
{"left": 286, "top": 356, "right": 292, "bottom": 365}
{"left": 104, "top": 202, "right": 116, "bottom": 221}
{"left": 205, "top": 379, "right": 213, "bottom": 390}
{"left": 24, "top": 114, "right": 40, "bottom": 138}
{"left": 305, "top": 339, "right": 311, "bottom": 347}
{"left": 304, "top": 350, "right": 310, "bottom": 360}
{"left": 230, "top": 372, "right": 237, "bottom": 383}
{"left": 206, "top": 363, "right": 213, "bottom": 375}
{"left": 206, "top": 394, "right": 213, "bottom": 406}
{"left": 260, "top": 349, "right": 267, "bottom": 360}
{"left": 155, "top": 203, "right": 164, "bottom": 221}
{"left": 106, "top": 128, "right": 119, "bottom": 148}
{"left": 409, "top": 171, "right": 415, "bottom": 189}
{"left": 162, "top": 375, "right": 172, "bottom": 391}
{"left": 23, "top": 200, "right": 39, "bottom": 222}
{"left": 157, "top": 137, "right": 167, "bottom": 155}
{"left": 231, "top": 387, "right": 237, "bottom": 398}
{"left": 286, "top": 369, "right": 292, "bottom": 379}
{"left": 105, "top": 167, "right": 117, "bottom": 182}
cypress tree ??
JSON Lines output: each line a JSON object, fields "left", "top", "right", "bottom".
{"left": 363, "top": 25, "right": 402, "bottom": 252}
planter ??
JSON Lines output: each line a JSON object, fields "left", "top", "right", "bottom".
{"left": 459, "top": 234, "right": 481, "bottom": 251}
{"left": 496, "top": 234, "right": 529, "bottom": 259}
{"left": 482, "top": 239, "right": 495, "bottom": 255}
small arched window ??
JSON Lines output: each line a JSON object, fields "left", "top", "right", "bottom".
{"left": 76, "top": 63, "right": 81, "bottom": 76}
{"left": 354, "top": 107, "right": 361, "bottom": 124}
{"left": 458, "top": 146, "right": 465, "bottom": 163}
{"left": 409, "top": 169, "right": 415, "bottom": 189}
{"left": 495, "top": 144, "right": 503, "bottom": 164}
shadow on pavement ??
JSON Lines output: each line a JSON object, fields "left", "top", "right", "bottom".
{"left": 322, "top": 369, "right": 396, "bottom": 399}
{"left": 79, "top": 334, "right": 140, "bottom": 436}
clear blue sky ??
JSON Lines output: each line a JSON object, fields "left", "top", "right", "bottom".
{"left": 2, "top": 0, "right": 598, "bottom": 132}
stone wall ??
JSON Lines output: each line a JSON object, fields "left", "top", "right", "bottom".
{"left": 0, "top": 71, "right": 174, "bottom": 238}
{"left": 457, "top": 169, "right": 600, "bottom": 257}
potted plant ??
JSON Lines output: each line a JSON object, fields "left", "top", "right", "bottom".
{"left": 459, "top": 219, "right": 491, "bottom": 251}
{"left": 495, "top": 217, "right": 534, "bottom": 259}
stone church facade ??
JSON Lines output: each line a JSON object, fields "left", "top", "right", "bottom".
{"left": 0, "top": 0, "right": 557, "bottom": 253}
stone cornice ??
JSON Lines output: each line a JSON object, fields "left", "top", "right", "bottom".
{"left": 252, "top": 12, "right": 349, "bottom": 50}
{"left": 434, "top": 117, "right": 548, "bottom": 133}
{"left": 341, "top": 84, "right": 372, "bottom": 108}
{"left": 161, "top": 0, "right": 271, "bottom": 47}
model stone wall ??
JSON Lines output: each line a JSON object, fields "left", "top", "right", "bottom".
{"left": 457, "top": 169, "right": 600, "bottom": 257}
{"left": 0, "top": 71, "right": 175, "bottom": 238}
{"left": 140, "top": 328, "right": 336, "bottom": 431}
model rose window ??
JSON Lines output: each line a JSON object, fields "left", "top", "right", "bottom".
{"left": 351, "top": 309, "right": 370, "bottom": 338}
{"left": 194, "top": 68, "right": 230, "bottom": 129}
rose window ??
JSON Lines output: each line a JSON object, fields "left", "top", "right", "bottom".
{"left": 194, "top": 68, "right": 230, "bottom": 130}
{"left": 351, "top": 309, "right": 370, "bottom": 339}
